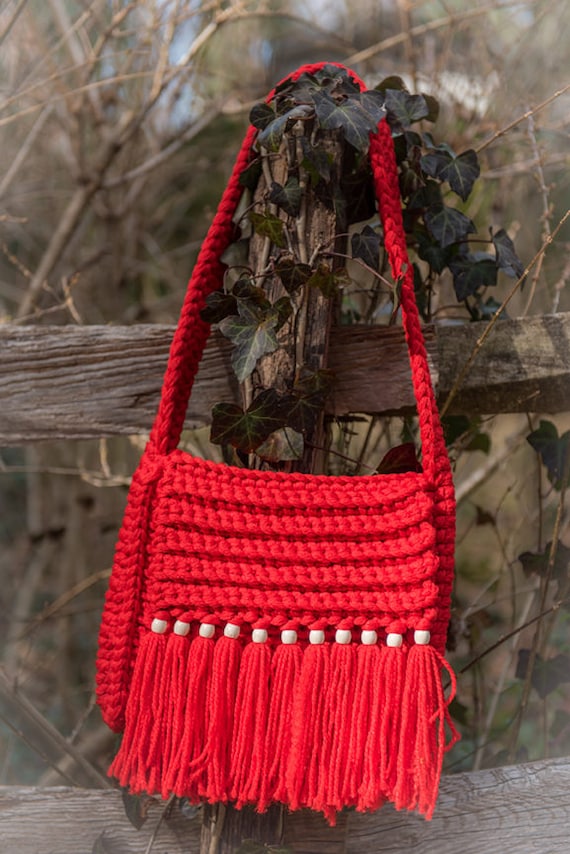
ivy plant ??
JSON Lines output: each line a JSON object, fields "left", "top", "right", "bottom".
{"left": 199, "top": 64, "right": 523, "bottom": 466}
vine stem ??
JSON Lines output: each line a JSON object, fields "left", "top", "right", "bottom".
{"left": 440, "top": 208, "right": 570, "bottom": 418}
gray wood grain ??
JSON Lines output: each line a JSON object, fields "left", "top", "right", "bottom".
{"left": 1, "top": 758, "right": 569, "bottom": 853}
{"left": 2, "top": 313, "right": 570, "bottom": 444}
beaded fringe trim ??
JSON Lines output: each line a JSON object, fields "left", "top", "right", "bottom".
{"left": 109, "top": 615, "right": 459, "bottom": 824}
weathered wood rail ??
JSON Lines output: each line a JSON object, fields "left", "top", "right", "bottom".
{"left": 2, "top": 311, "right": 570, "bottom": 444}
{"left": 1, "top": 758, "right": 569, "bottom": 853}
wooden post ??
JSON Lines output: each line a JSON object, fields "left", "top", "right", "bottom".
{"left": 199, "top": 127, "right": 349, "bottom": 851}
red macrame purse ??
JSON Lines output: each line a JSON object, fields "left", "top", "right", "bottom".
{"left": 96, "top": 62, "right": 458, "bottom": 823}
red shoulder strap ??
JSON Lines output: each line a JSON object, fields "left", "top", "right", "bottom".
{"left": 148, "top": 63, "right": 446, "bottom": 480}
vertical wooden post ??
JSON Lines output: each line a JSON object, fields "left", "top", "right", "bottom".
{"left": 200, "top": 127, "right": 349, "bottom": 852}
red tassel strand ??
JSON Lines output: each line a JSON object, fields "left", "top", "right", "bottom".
{"left": 258, "top": 631, "right": 302, "bottom": 809}
{"left": 346, "top": 630, "right": 382, "bottom": 807}
{"left": 108, "top": 617, "right": 168, "bottom": 792}
{"left": 229, "top": 630, "right": 271, "bottom": 806}
{"left": 204, "top": 624, "right": 242, "bottom": 803}
{"left": 170, "top": 625, "right": 216, "bottom": 798}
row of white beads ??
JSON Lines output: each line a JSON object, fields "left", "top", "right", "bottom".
{"left": 151, "top": 618, "right": 431, "bottom": 646}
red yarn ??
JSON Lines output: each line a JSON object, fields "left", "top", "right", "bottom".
{"left": 96, "top": 61, "right": 458, "bottom": 824}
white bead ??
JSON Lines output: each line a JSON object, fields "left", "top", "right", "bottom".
{"left": 281, "top": 629, "right": 298, "bottom": 645}
{"left": 224, "top": 622, "right": 241, "bottom": 639}
{"left": 414, "top": 630, "right": 431, "bottom": 645}
{"left": 199, "top": 623, "right": 216, "bottom": 639}
{"left": 151, "top": 618, "right": 168, "bottom": 634}
{"left": 386, "top": 632, "right": 403, "bottom": 648}
{"left": 309, "top": 629, "right": 325, "bottom": 645}
{"left": 173, "top": 620, "right": 190, "bottom": 636}
{"left": 361, "top": 629, "right": 378, "bottom": 645}
{"left": 252, "top": 628, "right": 268, "bottom": 643}
{"left": 335, "top": 629, "right": 351, "bottom": 645}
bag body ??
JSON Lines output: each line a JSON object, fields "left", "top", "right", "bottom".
{"left": 96, "top": 62, "right": 457, "bottom": 823}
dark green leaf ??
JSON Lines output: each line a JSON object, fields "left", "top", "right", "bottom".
{"left": 232, "top": 279, "right": 270, "bottom": 308}
{"left": 424, "top": 204, "right": 475, "bottom": 248}
{"left": 492, "top": 228, "right": 525, "bottom": 278}
{"left": 415, "top": 227, "right": 451, "bottom": 273}
{"left": 300, "top": 137, "right": 332, "bottom": 183}
{"left": 210, "top": 389, "right": 287, "bottom": 453}
{"left": 376, "top": 443, "right": 421, "bottom": 474}
{"left": 421, "top": 148, "right": 480, "bottom": 201}
{"left": 200, "top": 290, "right": 238, "bottom": 324}
{"left": 518, "top": 541, "right": 570, "bottom": 592}
{"left": 516, "top": 650, "right": 570, "bottom": 699}
{"left": 269, "top": 178, "right": 302, "bottom": 217}
{"left": 307, "top": 263, "right": 350, "bottom": 297}
{"left": 449, "top": 253, "right": 497, "bottom": 300}
{"left": 248, "top": 211, "right": 286, "bottom": 247}
{"left": 351, "top": 225, "right": 381, "bottom": 269}
{"left": 122, "top": 792, "right": 153, "bottom": 830}
{"left": 257, "top": 105, "right": 313, "bottom": 151}
{"left": 219, "top": 302, "right": 279, "bottom": 381}
{"left": 239, "top": 158, "right": 263, "bottom": 191}
{"left": 274, "top": 257, "right": 312, "bottom": 293}
{"left": 408, "top": 179, "right": 442, "bottom": 211}
{"left": 358, "top": 89, "right": 387, "bottom": 125}
{"left": 527, "top": 420, "right": 570, "bottom": 490}
{"left": 385, "top": 90, "right": 429, "bottom": 129}
{"left": 281, "top": 369, "right": 335, "bottom": 435}
{"left": 376, "top": 75, "right": 406, "bottom": 92}
{"left": 422, "top": 93, "right": 440, "bottom": 123}
{"left": 256, "top": 427, "right": 304, "bottom": 462}
{"left": 249, "top": 102, "right": 276, "bottom": 130}
{"left": 313, "top": 90, "right": 377, "bottom": 152}
{"left": 274, "top": 295, "right": 293, "bottom": 330}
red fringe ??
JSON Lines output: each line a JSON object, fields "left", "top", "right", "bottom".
{"left": 229, "top": 640, "right": 271, "bottom": 806}
{"left": 259, "top": 641, "right": 302, "bottom": 809}
{"left": 318, "top": 641, "right": 356, "bottom": 812}
{"left": 393, "top": 643, "right": 458, "bottom": 818}
{"left": 204, "top": 632, "right": 242, "bottom": 803}
{"left": 170, "top": 633, "right": 215, "bottom": 798}
{"left": 359, "top": 644, "right": 406, "bottom": 810}
{"left": 346, "top": 641, "right": 382, "bottom": 807}
{"left": 286, "top": 641, "right": 331, "bottom": 813}
{"left": 108, "top": 627, "right": 167, "bottom": 793}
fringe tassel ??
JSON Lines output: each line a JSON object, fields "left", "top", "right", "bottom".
{"left": 229, "top": 632, "right": 271, "bottom": 806}
{"left": 346, "top": 633, "right": 382, "bottom": 807}
{"left": 108, "top": 617, "right": 168, "bottom": 792}
{"left": 359, "top": 637, "right": 407, "bottom": 810}
{"left": 393, "top": 636, "right": 458, "bottom": 818}
{"left": 170, "top": 627, "right": 216, "bottom": 798}
{"left": 286, "top": 632, "right": 331, "bottom": 814}
{"left": 258, "top": 634, "right": 302, "bottom": 809}
{"left": 317, "top": 634, "right": 356, "bottom": 812}
{"left": 204, "top": 625, "right": 242, "bottom": 803}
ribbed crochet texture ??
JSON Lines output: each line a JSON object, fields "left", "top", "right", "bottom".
{"left": 96, "top": 62, "right": 458, "bottom": 824}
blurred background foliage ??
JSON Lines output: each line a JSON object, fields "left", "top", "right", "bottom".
{"left": 0, "top": 0, "right": 569, "bottom": 792}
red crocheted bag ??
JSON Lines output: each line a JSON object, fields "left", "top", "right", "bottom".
{"left": 96, "top": 62, "right": 458, "bottom": 823}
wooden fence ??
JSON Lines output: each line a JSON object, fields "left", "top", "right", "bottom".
{"left": 2, "top": 315, "right": 570, "bottom": 852}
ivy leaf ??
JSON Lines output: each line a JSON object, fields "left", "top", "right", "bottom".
{"left": 527, "top": 420, "right": 570, "bottom": 490}
{"left": 219, "top": 302, "right": 279, "bottom": 381}
{"left": 256, "top": 427, "right": 304, "bottom": 462}
{"left": 248, "top": 211, "right": 286, "bottom": 247}
{"left": 376, "top": 75, "right": 406, "bottom": 92}
{"left": 200, "top": 290, "right": 238, "bottom": 324}
{"left": 307, "top": 263, "right": 350, "bottom": 297}
{"left": 351, "top": 225, "right": 381, "bottom": 269}
{"left": 281, "top": 369, "right": 335, "bottom": 435}
{"left": 274, "top": 295, "right": 293, "bottom": 330}
{"left": 421, "top": 149, "right": 480, "bottom": 201}
{"left": 516, "top": 650, "right": 570, "bottom": 699}
{"left": 358, "top": 89, "right": 387, "bottom": 125}
{"left": 313, "top": 90, "right": 377, "bottom": 152}
{"left": 257, "top": 104, "right": 313, "bottom": 151}
{"left": 384, "top": 89, "right": 429, "bottom": 129}
{"left": 518, "top": 541, "right": 570, "bottom": 595}
{"left": 448, "top": 252, "right": 497, "bottom": 300}
{"left": 492, "top": 228, "right": 525, "bottom": 279}
{"left": 274, "top": 257, "right": 312, "bottom": 293}
{"left": 415, "top": 227, "right": 451, "bottom": 274}
{"left": 249, "top": 102, "right": 276, "bottom": 130}
{"left": 424, "top": 203, "right": 475, "bottom": 247}
{"left": 376, "top": 443, "right": 421, "bottom": 474}
{"left": 239, "top": 158, "right": 263, "bottom": 191}
{"left": 300, "top": 137, "right": 332, "bottom": 183}
{"left": 122, "top": 792, "right": 153, "bottom": 830}
{"left": 422, "top": 93, "right": 440, "bottom": 123}
{"left": 408, "top": 179, "right": 442, "bottom": 212}
{"left": 210, "top": 389, "right": 287, "bottom": 453}
{"left": 269, "top": 178, "right": 302, "bottom": 217}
